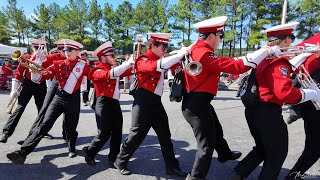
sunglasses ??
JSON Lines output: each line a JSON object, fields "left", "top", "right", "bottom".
{"left": 57, "top": 46, "right": 64, "bottom": 50}
{"left": 33, "top": 46, "right": 39, "bottom": 49}
{"left": 63, "top": 47, "right": 77, "bottom": 52}
{"left": 214, "top": 31, "right": 224, "bottom": 39}
{"left": 161, "top": 43, "right": 168, "bottom": 51}
{"left": 105, "top": 54, "right": 116, "bottom": 58}
{"left": 290, "top": 34, "right": 296, "bottom": 42}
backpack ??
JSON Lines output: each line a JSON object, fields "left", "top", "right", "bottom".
{"left": 237, "top": 69, "right": 258, "bottom": 108}
{"left": 129, "top": 77, "right": 138, "bottom": 96}
{"left": 169, "top": 66, "right": 186, "bottom": 102}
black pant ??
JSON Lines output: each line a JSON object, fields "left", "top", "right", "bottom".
{"left": 234, "top": 102, "right": 288, "bottom": 180}
{"left": 25, "top": 79, "right": 66, "bottom": 139}
{"left": 82, "top": 79, "right": 91, "bottom": 102}
{"left": 182, "top": 92, "right": 232, "bottom": 179}
{"left": 209, "top": 105, "right": 233, "bottom": 158}
{"left": 21, "top": 89, "right": 80, "bottom": 155}
{"left": 3, "top": 78, "right": 46, "bottom": 136}
{"left": 87, "top": 96, "right": 123, "bottom": 162}
{"left": 288, "top": 107, "right": 320, "bottom": 175}
{"left": 116, "top": 88, "right": 179, "bottom": 169}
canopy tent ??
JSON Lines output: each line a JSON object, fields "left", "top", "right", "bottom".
{"left": 296, "top": 32, "right": 320, "bottom": 46}
{"left": 0, "top": 43, "right": 27, "bottom": 54}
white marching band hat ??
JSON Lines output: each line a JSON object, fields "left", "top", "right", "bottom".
{"left": 30, "top": 38, "right": 47, "bottom": 46}
{"left": 147, "top": 33, "right": 172, "bottom": 44}
{"left": 80, "top": 50, "right": 88, "bottom": 55}
{"left": 193, "top": 16, "right": 228, "bottom": 33}
{"left": 262, "top": 22, "right": 299, "bottom": 37}
{"left": 92, "top": 41, "right": 114, "bottom": 57}
{"left": 62, "top": 39, "right": 83, "bottom": 49}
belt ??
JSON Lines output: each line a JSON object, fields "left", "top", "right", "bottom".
{"left": 56, "top": 88, "right": 80, "bottom": 98}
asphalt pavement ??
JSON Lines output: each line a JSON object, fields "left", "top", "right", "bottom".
{"left": 0, "top": 82, "right": 319, "bottom": 180}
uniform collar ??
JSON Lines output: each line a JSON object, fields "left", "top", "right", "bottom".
{"left": 65, "top": 57, "right": 80, "bottom": 66}
{"left": 194, "top": 40, "right": 214, "bottom": 51}
{"left": 146, "top": 49, "right": 161, "bottom": 59}
{"left": 96, "top": 61, "right": 112, "bottom": 69}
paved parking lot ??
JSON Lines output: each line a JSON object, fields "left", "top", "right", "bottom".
{"left": 0, "top": 84, "right": 319, "bottom": 180}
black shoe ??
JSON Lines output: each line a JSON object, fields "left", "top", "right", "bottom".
{"left": 108, "top": 160, "right": 115, "bottom": 167}
{"left": 82, "top": 146, "right": 96, "bottom": 166}
{"left": 185, "top": 173, "right": 205, "bottom": 180}
{"left": 285, "top": 172, "right": 303, "bottom": 180}
{"left": 166, "top": 167, "right": 188, "bottom": 177}
{"left": 287, "top": 116, "right": 300, "bottom": 124}
{"left": 44, "top": 134, "right": 54, "bottom": 139}
{"left": 17, "top": 140, "right": 25, "bottom": 145}
{"left": 7, "top": 150, "right": 26, "bottom": 164}
{"left": 218, "top": 151, "right": 242, "bottom": 163}
{"left": 113, "top": 161, "right": 131, "bottom": 175}
{"left": 229, "top": 170, "right": 243, "bottom": 180}
{"left": 68, "top": 152, "right": 77, "bottom": 158}
{"left": 0, "top": 134, "right": 9, "bottom": 143}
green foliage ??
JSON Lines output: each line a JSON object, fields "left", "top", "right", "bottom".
{"left": 0, "top": 11, "right": 12, "bottom": 44}
{"left": 293, "top": 0, "right": 320, "bottom": 39}
{"left": 0, "top": 0, "right": 319, "bottom": 55}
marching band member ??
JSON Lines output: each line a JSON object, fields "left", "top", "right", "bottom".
{"left": 82, "top": 41, "right": 133, "bottom": 166}
{"left": 285, "top": 52, "right": 320, "bottom": 179}
{"left": 231, "top": 22, "right": 320, "bottom": 180}
{"left": 6, "top": 39, "right": 90, "bottom": 164}
{"left": 182, "top": 16, "right": 280, "bottom": 180}
{"left": 0, "top": 39, "right": 57, "bottom": 143}
{"left": 16, "top": 40, "right": 68, "bottom": 145}
{"left": 1, "top": 59, "right": 13, "bottom": 76}
{"left": 114, "top": 33, "right": 189, "bottom": 177}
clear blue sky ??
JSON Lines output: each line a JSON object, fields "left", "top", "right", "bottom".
{"left": 1, "top": 0, "right": 307, "bottom": 48}
{"left": 1, "top": 0, "right": 178, "bottom": 19}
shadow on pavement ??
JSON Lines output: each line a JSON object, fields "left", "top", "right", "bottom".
{"left": 1, "top": 134, "right": 312, "bottom": 180}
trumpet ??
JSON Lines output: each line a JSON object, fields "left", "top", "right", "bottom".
{"left": 11, "top": 49, "right": 50, "bottom": 74}
{"left": 296, "top": 65, "right": 320, "bottom": 110}
{"left": 278, "top": 43, "right": 320, "bottom": 56}
{"left": 184, "top": 58, "right": 203, "bottom": 76}
{"left": 7, "top": 84, "right": 23, "bottom": 114}
{"left": 181, "top": 52, "right": 203, "bottom": 76}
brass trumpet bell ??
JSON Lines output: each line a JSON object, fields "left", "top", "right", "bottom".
{"left": 11, "top": 50, "right": 23, "bottom": 61}
{"left": 10, "top": 50, "right": 47, "bottom": 74}
{"left": 186, "top": 61, "right": 202, "bottom": 76}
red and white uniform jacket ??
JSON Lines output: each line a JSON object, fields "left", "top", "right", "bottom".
{"left": 14, "top": 53, "right": 63, "bottom": 82}
{"left": 35, "top": 57, "right": 90, "bottom": 94}
{"left": 255, "top": 56, "right": 302, "bottom": 106}
{"left": 184, "top": 40, "right": 250, "bottom": 95}
{"left": 89, "top": 62, "right": 132, "bottom": 100}
{"left": 136, "top": 50, "right": 166, "bottom": 96}
{"left": 1, "top": 64, "right": 13, "bottom": 76}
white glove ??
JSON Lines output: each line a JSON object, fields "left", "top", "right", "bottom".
{"left": 10, "top": 90, "right": 20, "bottom": 98}
{"left": 124, "top": 54, "right": 135, "bottom": 65}
{"left": 263, "top": 46, "right": 281, "bottom": 57}
{"left": 10, "top": 79, "right": 21, "bottom": 98}
{"left": 314, "top": 92, "right": 320, "bottom": 102}
{"left": 289, "top": 53, "right": 313, "bottom": 70}
{"left": 299, "top": 88, "right": 318, "bottom": 103}
{"left": 156, "top": 46, "right": 190, "bottom": 72}
{"left": 178, "top": 46, "right": 191, "bottom": 57}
